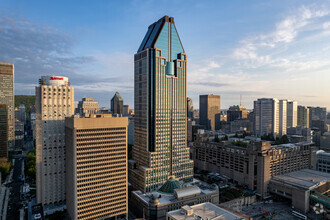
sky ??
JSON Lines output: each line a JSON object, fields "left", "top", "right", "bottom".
{"left": 1, "top": 0, "right": 330, "bottom": 110}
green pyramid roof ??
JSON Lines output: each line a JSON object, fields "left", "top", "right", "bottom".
{"left": 158, "top": 177, "right": 181, "bottom": 194}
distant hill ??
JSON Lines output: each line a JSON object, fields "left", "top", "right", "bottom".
{"left": 15, "top": 95, "right": 35, "bottom": 116}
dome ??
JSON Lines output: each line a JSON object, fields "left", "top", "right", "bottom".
{"left": 158, "top": 177, "right": 181, "bottom": 194}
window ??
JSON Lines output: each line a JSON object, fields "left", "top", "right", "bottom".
{"left": 182, "top": 54, "right": 186, "bottom": 60}
{"left": 177, "top": 61, "right": 181, "bottom": 67}
{"left": 161, "top": 59, "right": 166, "bottom": 65}
{"left": 157, "top": 50, "right": 161, "bottom": 57}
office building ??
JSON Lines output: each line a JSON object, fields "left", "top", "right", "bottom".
{"left": 254, "top": 98, "right": 279, "bottom": 137}
{"left": 15, "top": 120, "right": 24, "bottom": 150}
{"left": 15, "top": 104, "right": 26, "bottom": 123}
{"left": 279, "top": 99, "right": 287, "bottom": 136}
{"left": 308, "top": 106, "right": 327, "bottom": 124}
{"left": 35, "top": 75, "right": 74, "bottom": 205}
{"left": 128, "top": 116, "right": 134, "bottom": 145}
{"left": 192, "top": 140, "right": 317, "bottom": 198}
{"left": 287, "top": 100, "right": 297, "bottom": 128}
{"left": 320, "top": 131, "right": 330, "bottom": 152}
{"left": 0, "top": 104, "right": 8, "bottom": 159}
{"left": 316, "top": 150, "right": 330, "bottom": 173}
{"left": 66, "top": 115, "right": 128, "bottom": 220}
{"left": 230, "top": 118, "right": 253, "bottom": 133}
{"left": 297, "top": 106, "right": 309, "bottom": 128}
{"left": 129, "top": 16, "right": 193, "bottom": 193}
{"left": 199, "top": 95, "right": 221, "bottom": 130}
{"left": 187, "top": 97, "right": 194, "bottom": 119}
{"left": 227, "top": 105, "right": 247, "bottom": 122}
{"left": 123, "top": 104, "right": 129, "bottom": 116}
{"left": 30, "top": 105, "right": 36, "bottom": 141}
{"left": 76, "top": 97, "right": 100, "bottom": 117}
{"left": 0, "top": 63, "right": 14, "bottom": 152}
{"left": 287, "top": 126, "right": 312, "bottom": 143}
{"left": 130, "top": 180, "right": 219, "bottom": 220}
{"left": 111, "top": 92, "right": 123, "bottom": 115}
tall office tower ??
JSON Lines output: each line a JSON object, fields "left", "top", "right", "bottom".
{"left": 287, "top": 100, "right": 297, "bottom": 128}
{"left": 279, "top": 100, "right": 287, "bottom": 136}
{"left": 227, "top": 105, "right": 248, "bottom": 122}
{"left": 111, "top": 91, "right": 123, "bottom": 115}
{"left": 76, "top": 97, "right": 100, "bottom": 117}
{"left": 15, "top": 104, "right": 26, "bottom": 122}
{"left": 0, "top": 104, "right": 8, "bottom": 159}
{"left": 298, "top": 106, "right": 310, "bottom": 128}
{"left": 66, "top": 115, "right": 128, "bottom": 220}
{"left": 199, "top": 95, "right": 221, "bottom": 130}
{"left": 123, "top": 104, "right": 129, "bottom": 116}
{"left": 187, "top": 97, "right": 194, "bottom": 119}
{"left": 254, "top": 98, "right": 279, "bottom": 137}
{"left": 35, "top": 76, "right": 74, "bottom": 205}
{"left": 129, "top": 16, "right": 194, "bottom": 193}
{"left": 0, "top": 63, "right": 14, "bottom": 153}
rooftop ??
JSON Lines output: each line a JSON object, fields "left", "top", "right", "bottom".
{"left": 271, "top": 169, "right": 330, "bottom": 190}
{"left": 167, "top": 202, "right": 245, "bottom": 220}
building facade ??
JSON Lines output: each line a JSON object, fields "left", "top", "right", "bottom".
{"left": 129, "top": 16, "right": 194, "bottom": 193}
{"left": 0, "top": 63, "right": 14, "bottom": 153}
{"left": 192, "top": 140, "right": 317, "bottom": 198}
{"left": 279, "top": 99, "right": 287, "bottom": 136}
{"left": 65, "top": 115, "right": 128, "bottom": 220}
{"left": 123, "top": 104, "right": 129, "bottom": 116}
{"left": 287, "top": 100, "right": 297, "bottom": 128}
{"left": 187, "top": 97, "right": 194, "bottom": 119}
{"left": 35, "top": 75, "right": 74, "bottom": 205}
{"left": 15, "top": 120, "right": 24, "bottom": 150}
{"left": 76, "top": 97, "right": 100, "bottom": 117}
{"left": 297, "top": 106, "right": 309, "bottom": 128}
{"left": 227, "top": 105, "right": 247, "bottom": 122}
{"left": 111, "top": 92, "right": 123, "bottom": 115}
{"left": 0, "top": 104, "right": 8, "bottom": 159}
{"left": 316, "top": 150, "right": 330, "bottom": 173}
{"left": 199, "top": 95, "right": 221, "bottom": 130}
{"left": 254, "top": 98, "right": 279, "bottom": 137}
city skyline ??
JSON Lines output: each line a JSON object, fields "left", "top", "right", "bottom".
{"left": 1, "top": 1, "right": 330, "bottom": 109}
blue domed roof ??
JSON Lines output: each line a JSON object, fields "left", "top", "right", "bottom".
{"left": 158, "top": 177, "right": 181, "bottom": 194}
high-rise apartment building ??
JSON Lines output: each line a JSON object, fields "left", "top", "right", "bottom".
{"left": 123, "top": 104, "right": 129, "bottom": 116}
{"left": 187, "top": 97, "right": 194, "bottom": 119}
{"left": 298, "top": 105, "right": 309, "bottom": 128}
{"left": 76, "top": 97, "right": 100, "bottom": 117}
{"left": 279, "top": 100, "right": 287, "bottom": 136}
{"left": 0, "top": 104, "right": 8, "bottom": 159}
{"left": 35, "top": 75, "right": 74, "bottom": 205}
{"left": 111, "top": 92, "right": 123, "bottom": 115}
{"left": 199, "top": 95, "right": 221, "bottom": 130}
{"left": 129, "top": 16, "right": 194, "bottom": 193}
{"left": 66, "top": 115, "right": 128, "bottom": 220}
{"left": 254, "top": 98, "right": 279, "bottom": 137}
{"left": 287, "top": 100, "right": 297, "bottom": 128}
{"left": 0, "top": 63, "right": 14, "bottom": 153}
{"left": 227, "top": 105, "right": 247, "bottom": 122}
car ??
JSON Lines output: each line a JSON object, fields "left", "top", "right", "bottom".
{"left": 34, "top": 213, "right": 41, "bottom": 219}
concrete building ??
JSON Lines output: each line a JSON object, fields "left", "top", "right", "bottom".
{"left": 187, "top": 97, "right": 194, "bottom": 119}
{"left": 123, "top": 104, "right": 129, "bottom": 116}
{"left": 192, "top": 140, "right": 317, "bottom": 198}
{"left": 35, "top": 75, "right": 74, "bottom": 206}
{"left": 269, "top": 169, "right": 330, "bottom": 214}
{"left": 279, "top": 100, "right": 287, "bottom": 136}
{"left": 287, "top": 126, "right": 312, "bottom": 143}
{"left": 0, "top": 63, "right": 14, "bottom": 153}
{"left": 254, "top": 98, "right": 279, "bottom": 137}
{"left": 230, "top": 119, "right": 253, "bottom": 133}
{"left": 15, "top": 120, "right": 24, "bottom": 150}
{"left": 227, "top": 105, "right": 247, "bottom": 122}
{"left": 167, "top": 202, "right": 249, "bottom": 220}
{"left": 128, "top": 116, "right": 134, "bottom": 145}
{"left": 76, "top": 97, "right": 100, "bottom": 117}
{"left": 15, "top": 104, "right": 26, "bottom": 123}
{"left": 316, "top": 150, "right": 330, "bottom": 173}
{"left": 130, "top": 180, "right": 219, "bottom": 220}
{"left": 111, "top": 92, "right": 123, "bottom": 115}
{"left": 199, "top": 95, "right": 221, "bottom": 130}
{"left": 0, "top": 104, "right": 8, "bottom": 159}
{"left": 129, "top": 16, "right": 193, "bottom": 193}
{"left": 287, "top": 100, "right": 297, "bottom": 128}
{"left": 65, "top": 115, "right": 128, "bottom": 220}
{"left": 297, "top": 106, "right": 309, "bottom": 128}
{"left": 29, "top": 106, "right": 36, "bottom": 141}
{"left": 308, "top": 106, "right": 327, "bottom": 125}
{"left": 320, "top": 131, "right": 330, "bottom": 152}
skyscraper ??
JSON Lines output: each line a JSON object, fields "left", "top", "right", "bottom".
{"left": 227, "top": 105, "right": 248, "bottom": 122}
{"left": 0, "top": 104, "right": 8, "bottom": 159}
{"left": 111, "top": 92, "right": 123, "bottom": 115}
{"left": 129, "top": 16, "right": 193, "bottom": 193}
{"left": 298, "top": 106, "right": 309, "bottom": 128}
{"left": 254, "top": 98, "right": 279, "bottom": 137}
{"left": 66, "top": 115, "right": 128, "bottom": 220}
{"left": 199, "top": 95, "right": 221, "bottom": 130}
{"left": 76, "top": 97, "right": 100, "bottom": 117}
{"left": 0, "top": 63, "right": 14, "bottom": 154}
{"left": 287, "top": 100, "right": 298, "bottom": 128}
{"left": 187, "top": 97, "right": 194, "bottom": 119}
{"left": 35, "top": 76, "right": 74, "bottom": 205}
{"left": 279, "top": 100, "right": 287, "bottom": 136}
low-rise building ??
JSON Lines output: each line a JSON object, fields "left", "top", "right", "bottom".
{"left": 130, "top": 179, "right": 219, "bottom": 220}
{"left": 269, "top": 169, "right": 330, "bottom": 214}
{"left": 316, "top": 150, "right": 330, "bottom": 173}
{"left": 192, "top": 141, "right": 317, "bottom": 198}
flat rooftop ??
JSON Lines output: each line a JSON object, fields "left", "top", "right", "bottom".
{"left": 167, "top": 202, "right": 245, "bottom": 220}
{"left": 271, "top": 169, "right": 330, "bottom": 190}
